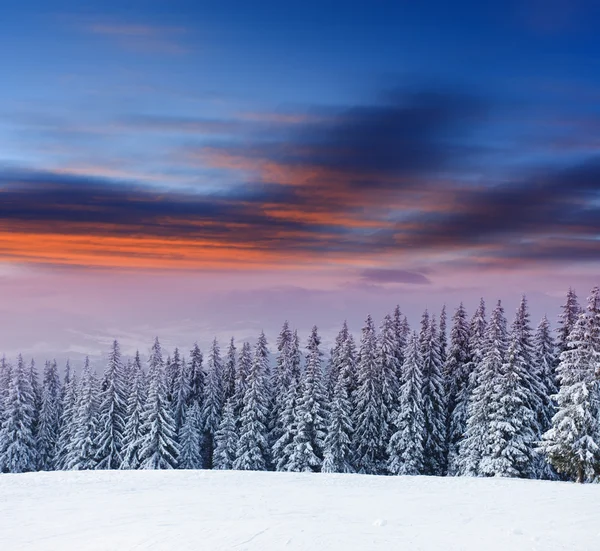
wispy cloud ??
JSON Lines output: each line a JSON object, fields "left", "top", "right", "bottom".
{"left": 85, "top": 21, "right": 189, "bottom": 54}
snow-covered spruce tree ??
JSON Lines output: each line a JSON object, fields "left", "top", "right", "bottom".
{"left": 421, "top": 314, "right": 447, "bottom": 475}
{"left": 201, "top": 338, "right": 224, "bottom": 468}
{"left": 189, "top": 343, "right": 205, "bottom": 406}
{"left": 353, "top": 315, "right": 385, "bottom": 474}
{"left": 55, "top": 363, "right": 77, "bottom": 470}
{"left": 392, "top": 306, "right": 409, "bottom": 380}
{"left": 466, "top": 298, "right": 487, "bottom": 390}
{"left": 286, "top": 326, "right": 328, "bottom": 472}
{"left": 138, "top": 338, "right": 179, "bottom": 469}
{"left": 388, "top": 332, "right": 426, "bottom": 475}
{"left": 478, "top": 327, "right": 537, "bottom": 478}
{"left": 28, "top": 360, "right": 41, "bottom": 446}
{"left": 507, "top": 296, "right": 549, "bottom": 478}
{"left": 173, "top": 355, "right": 193, "bottom": 434}
{"left": 178, "top": 401, "right": 204, "bottom": 470}
{"left": 557, "top": 287, "right": 581, "bottom": 356}
{"left": 273, "top": 380, "right": 299, "bottom": 471}
{"left": 439, "top": 305, "right": 448, "bottom": 366}
{"left": 37, "top": 360, "right": 62, "bottom": 471}
{"left": 0, "top": 355, "right": 38, "bottom": 473}
{"left": 541, "top": 298, "right": 600, "bottom": 483}
{"left": 223, "top": 338, "right": 237, "bottom": 404}
{"left": 95, "top": 340, "right": 128, "bottom": 469}
{"left": 270, "top": 321, "right": 295, "bottom": 452}
{"left": 327, "top": 321, "right": 350, "bottom": 396}
{"left": 213, "top": 398, "right": 238, "bottom": 470}
{"left": 445, "top": 303, "right": 471, "bottom": 475}
{"left": 121, "top": 352, "right": 147, "bottom": 470}
{"left": 419, "top": 309, "right": 430, "bottom": 356}
{"left": 459, "top": 300, "right": 507, "bottom": 476}
{"left": 67, "top": 357, "right": 99, "bottom": 471}
{"left": 322, "top": 360, "right": 354, "bottom": 473}
{"left": 377, "top": 314, "right": 400, "bottom": 454}
{"left": 0, "top": 356, "right": 11, "bottom": 418}
{"left": 234, "top": 341, "right": 252, "bottom": 417}
{"left": 534, "top": 315, "right": 559, "bottom": 479}
{"left": 165, "top": 348, "right": 183, "bottom": 405}
{"left": 234, "top": 332, "right": 271, "bottom": 471}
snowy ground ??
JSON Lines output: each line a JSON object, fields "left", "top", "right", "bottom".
{"left": 0, "top": 470, "right": 599, "bottom": 550}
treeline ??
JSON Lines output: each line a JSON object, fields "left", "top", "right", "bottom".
{"left": 1, "top": 287, "right": 599, "bottom": 482}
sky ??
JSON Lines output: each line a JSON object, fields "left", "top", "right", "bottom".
{"left": 1, "top": 0, "right": 599, "bottom": 365}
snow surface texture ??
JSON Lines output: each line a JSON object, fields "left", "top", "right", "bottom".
{"left": 1, "top": 470, "right": 599, "bottom": 551}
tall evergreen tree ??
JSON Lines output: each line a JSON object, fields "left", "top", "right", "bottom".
{"left": 234, "top": 341, "right": 252, "bottom": 416}
{"left": 377, "top": 314, "right": 400, "bottom": 456}
{"left": 67, "top": 357, "right": 99, "bottom": 471}
{"left": 95, "top": 340, "right": 128, "bottom": 469}
{"left": 542, "top": 296, "right": 600, "bottom": 482}
{"left": 55, "top": 363, "right": 77, "bottom": 470}
{"left": 138, "top": 338, "right": 179, "bottom": 469}
{"left": 327, "top": 321, "right": 350, "bottom": 395}
{"left": 0, "top": 355, "right": 38, "bottom": 473}
{"left": 121, "top": 352, "right": 147, "bottom": 470}
{"left": 37, "top": 360, "right": 62, "bottom": 471}
{"left": 353, "top": 315, "right": 385, "bottom": 474}
{"left": 445, "top": 303, "right": 471, "bottom": 475}
{"left": 286, "top": 326, "right": 328, "bottom": 472}
{"left": 392, "top": 306, "right": 409, "bottom": 380}
{"left": 439, "top": 305, "right": 448, "bottom": 366}
{"left": 322, "top": 363, "right": 354, "bottom": 474}
{"left": 178, "top": 401, "right": 204, "bottom": 470}
{"left": 173, "top": 356, "right": 193, "bottom": 433}
{"left": 213, "top": 398, "right": 238, "bottom": 470}
{"left": 388, "top": 333, "right": 426, "bottom": 475}
{"left": 272, "top": 381, "right": 299, "bottom": 471}
{"left": 271, "top": 322, "right": 295, "bottom": 452}
{"left": 459, "top": 300, "right": 507, "bottom": 476}
{"left": 234, "top": 332, "right": 271, "bottom": 471}
{"left": 421, "top": 314, "right": 447, "bottom": 475}
{"left": 557, "top": 288, "right": 581, "bottom": 355}
{"left": 223, "top": 338, "right": 237, "bottom": 403}
{"left": 201, "top": 338, "right": 224, "bottom": 468}
{"left": 189, "top": 343, "right": 205, "bottom": 406}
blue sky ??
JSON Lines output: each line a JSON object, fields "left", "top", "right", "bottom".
{"left": 0, "top": 0, "right": 599, "bottom": 362}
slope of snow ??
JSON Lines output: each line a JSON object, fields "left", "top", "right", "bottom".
{"left": 0, "top": 470, "right": 598, "bottom": 550}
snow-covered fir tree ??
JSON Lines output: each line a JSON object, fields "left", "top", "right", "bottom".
{"left": 37, "top": 360, "right": 62, "bottom": 471}
{"left": 421, "top": 314, "right": 447, "bottom": 475}
{"left": 223, "top": 338, "right": 237, "bottom": 404}
{"left": 173, "top": 355, "right": 193, "bottom": 433}
{"left": 95, "top": 340, "right": 128, "bottom": 469}
{"left": 138, "top": 338, "right": 179, "bottom": 469}
{"left": 286, "top": 326, "right": 328, "bottom": 472}
{"left": 392, "top": 306, "right": 409, "bottom": 379}
{"left": 377, "top": 314, "right": 400, "bottom": 456}
{"left": 234, "top": 341, "right": 252, "bottom": 417}
{"left": 67, "top": 357, "right": 99, "bottom": 471}
{"left": 188, "top": 343, "right": 205, "bottom": 405}
{"left": 55, "top": 363, "right": 77, "bottom": 470}
{"left": 557, "top": 288, "right": 581, "bottom": 356}
{"left": 322, "top": 360, "right": 354, "bottom": 474}
{"left": 202, "top": 338, "right": 224, "bottom": 468}
{"left": 165, "top": 348, "right": 182, "bottom": 405}
{"left": 439, "top": 305, "right": 448, "bottom": 366}
{"left": 542, "top": 293, "right": 600, "bottom": 482}
{"left": 353, "top": 315, "right": 385, "bottom": 474}
{"left": 445, "top": 303, "right": 471, "bottom": 475}
{"left": 0, "top": 355, "right": 38, "bottom": 473}
{"left": 234, "top": 332, "right": 271, "bottom": 471}
{"left": 271, "top": 321, "right": 295, "bottom": 451}
{"left": 121, "top": 352, "right": 147, "bottom": 470}
{"left": 178, "top": 401, "right": 204, "bottom": 470}
{"left": 327, "top": 321, "right": 350, "bottom": 396}
{"left": 459, "top": 300, "right": 507, "bottom": 476}
{"left": 388, "top": 332, "right": 426, "bottom": 475}
{"left": 213, "top": 398, "right": 238, "bottom": 470}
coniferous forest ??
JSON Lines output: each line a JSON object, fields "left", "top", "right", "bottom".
{"left": 1, "top": 286, "right": 599, "bottom": 483}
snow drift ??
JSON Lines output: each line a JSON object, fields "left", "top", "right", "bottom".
{"left": 0, "top": 470, "right": 598, "bottom": 550}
